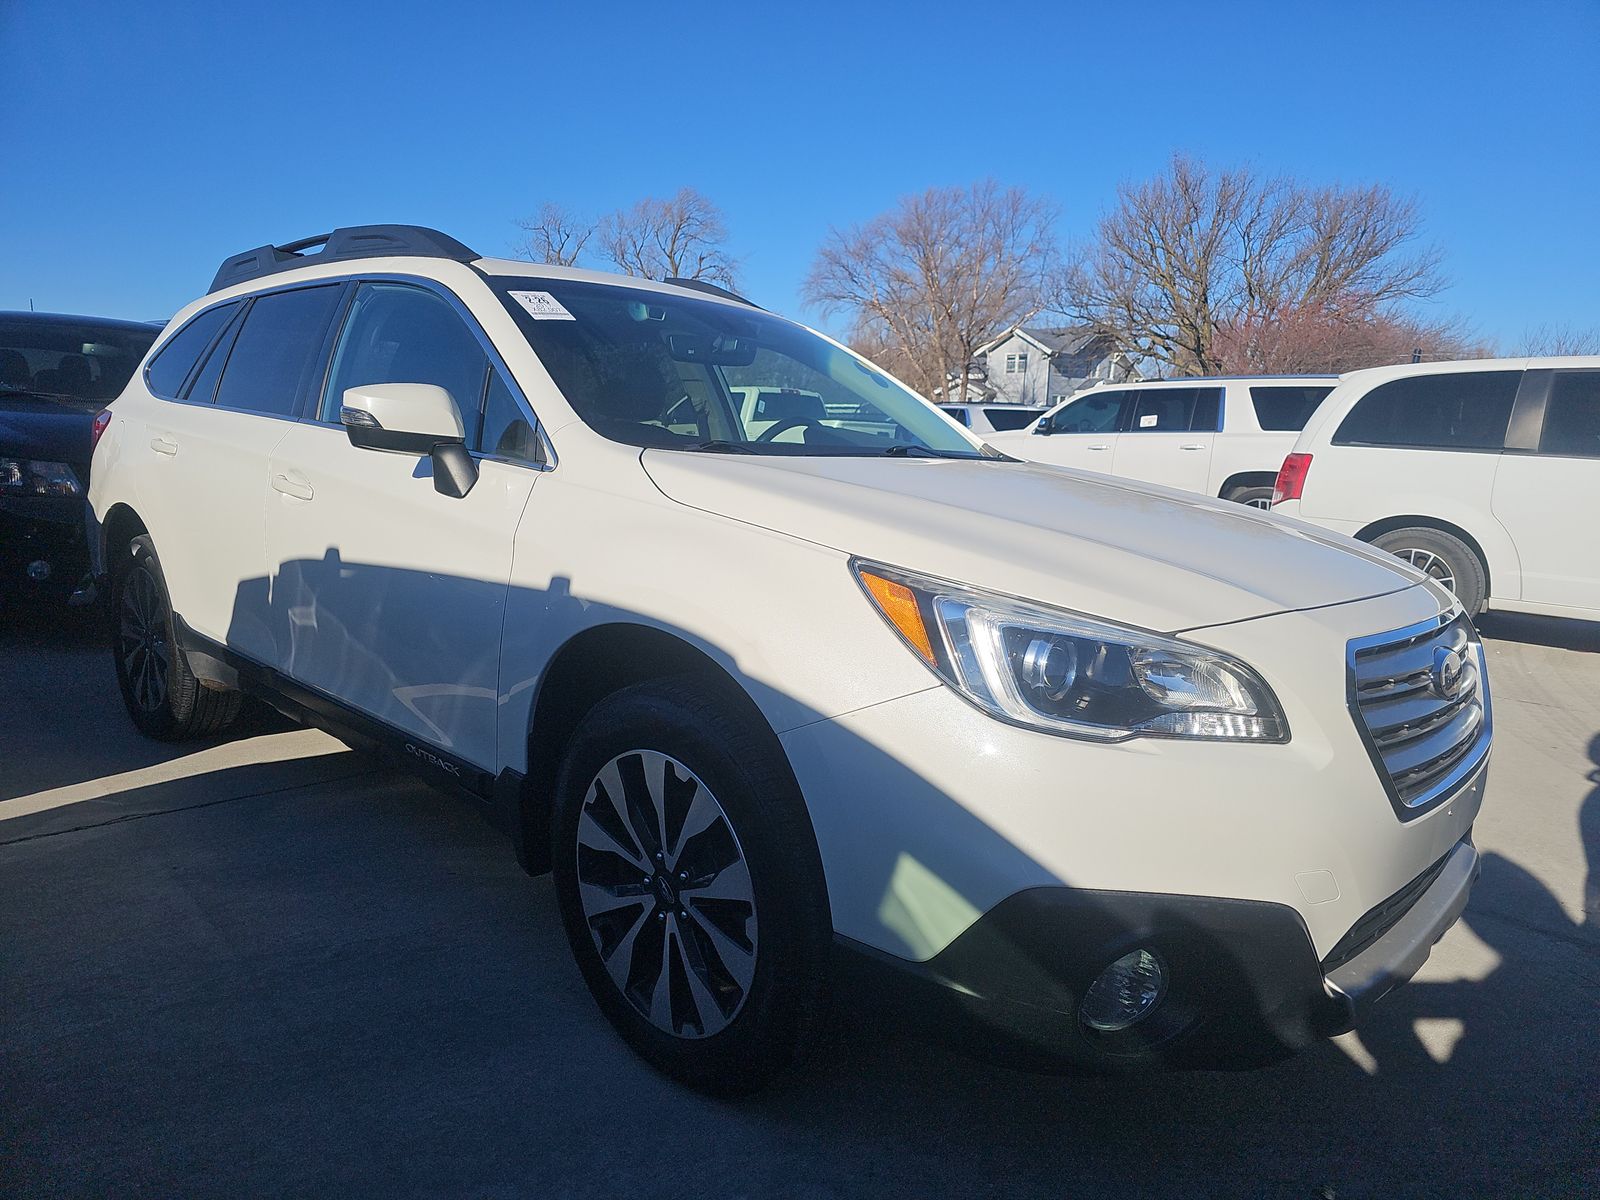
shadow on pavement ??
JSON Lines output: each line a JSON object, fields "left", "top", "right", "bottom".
{"left": 1476, "top": 610, "right": 1600, "bottom": 653}
{"left": 1, "top": 583, "right": 1596, "bottom": 1198}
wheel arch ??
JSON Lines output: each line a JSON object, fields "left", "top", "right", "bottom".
{"left": 1218, "top": 471, "right": 1278, "bottom": 499}
{"left": 512, "top": 621, "right": 802, "bottom": 877}
{"left": 1354, "top": 514, "right": 1493, "bottom": 596}
{"left": 100, "top": 503, "right": 149, "bottom": 576}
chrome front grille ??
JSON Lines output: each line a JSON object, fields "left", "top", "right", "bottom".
{"left": 1348, "top": 613, "right": 1491, "bottom": 818}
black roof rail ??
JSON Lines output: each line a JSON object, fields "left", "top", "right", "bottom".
{"left": 661, "top": 277, "right": 760, "bottom": 308}
{"left": 209, "top": 225, "right": 480, "bottom": 294}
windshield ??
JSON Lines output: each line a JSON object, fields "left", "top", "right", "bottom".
{"left": 490, "top": 278, "right": 988, "bottom": 457}
{"left": 0, "top": 317, "right": 157, "bottom": 405}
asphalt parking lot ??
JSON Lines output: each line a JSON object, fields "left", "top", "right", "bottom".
{"left": 2, "top": 607, "right": 1596, "bottom": 1200}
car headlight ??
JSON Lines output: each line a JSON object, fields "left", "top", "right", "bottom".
{"left": 854, "top": 560, "right": 1288, "bottom": 743}
{"left": 0, "top": 458, "right": 82, "bottom": 497}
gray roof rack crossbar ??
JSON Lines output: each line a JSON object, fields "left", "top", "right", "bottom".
{"left": 208, "top": 225, "right": 480, "bottom": 294}
{"left": 662, "top": 277, "right": 760, "bottom": 308}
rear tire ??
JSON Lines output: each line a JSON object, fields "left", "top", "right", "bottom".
{"left": 1223, "top": 484, "right": 1275, "bottom": 509}
{"left": 1370, "top": 526, "right": 1487, "bottom": 615}
{"left": 112, "top": 535, "right": 242, "bottom": 740}
{"left": 551, "top": 677, "right": 830, "bottom": 1095}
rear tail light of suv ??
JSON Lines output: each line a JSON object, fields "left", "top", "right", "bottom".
{"left": 1272, "top": 453, "right": 1312, "bottom": 505}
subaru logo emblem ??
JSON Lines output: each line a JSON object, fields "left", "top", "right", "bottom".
{"left": 1430, "top": 645, "right": 1466, "bottom": 700}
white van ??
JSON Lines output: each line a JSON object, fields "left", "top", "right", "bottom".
{"left": 987, "top": 376, "right": 1336, "bottom": 506}
{"left": 1273, "top": 357, "right": 1600, "bottom": 620}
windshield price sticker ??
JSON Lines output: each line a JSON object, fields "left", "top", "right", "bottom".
{"left": 508, "top": 290, "right": 575, "bottom": 320}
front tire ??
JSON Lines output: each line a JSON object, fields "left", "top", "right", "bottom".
{"left": 112, "top": 535, "right": 242, "bottom": 740}
{"left": 551, "top": 678, "right": 830, "bottom": 1095}
{"left": 1370, "top": 526, "right": 1488, "bottom": 615}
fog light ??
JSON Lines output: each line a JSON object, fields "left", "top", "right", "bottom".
{"left": 1080, "top": 948, "right": 1166, "bottom": 1032}
{"left": 27, "top": 560, "right": 52, "bottom": 582}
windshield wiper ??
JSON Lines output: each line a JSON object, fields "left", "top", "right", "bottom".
{"left": 684, "top": 439, "right": 758, "bottom": 454}
{"left": 881, "top": 444, "right": 973, "bottom": 458}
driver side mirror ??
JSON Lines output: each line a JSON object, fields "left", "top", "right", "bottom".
{"left": 340, "top": 383, "right": 479, "bottom": 498}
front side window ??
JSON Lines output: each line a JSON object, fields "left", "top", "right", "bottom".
{"left": 145, "top": 305, "right": 234, "bottom": 400}
{"left": 1044, "top": 390, "right": 1125, "bottom": 434}
{"left": 490, "top": 277, "right": 986, "bottom": 458}
{"left": 214, "top": 286, "right": 344, "bottom": 418}
{"left": 321, "top": 283, "right": 487, "bottom": 428}
{"left": 1250, "top": 384, "right": 1333, "bottom": 432}
{"left": 1540, "top": 370, "right": 1600, "bottom": 458}
{"left": 1334, "top": 371, "right": 1520, "bottom": 451}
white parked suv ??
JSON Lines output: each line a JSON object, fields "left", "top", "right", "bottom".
{"left": 89, "top": 226, "right": 1487, "bottom": 1093}
{"left": 1273, "top": 357, "right": 1600, "bottom": 620}
{"left": 987, "top": 375, "right": 1337, "bottom": 506}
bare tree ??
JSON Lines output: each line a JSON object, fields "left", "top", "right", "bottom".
{"left": 596, "top": 187, "right": 738, "bottom": 286}
{"left": 513, "top": 202, "right": 594, "bottom": 266}
{"left": 804, "top": 181, "right": 1060, "bottom": 401}
{"left": 1063, "top": 154, "right": 1452, "bottom": 375}
{"left": 1519, "top": 322, "right": 1600, "bottom": 356}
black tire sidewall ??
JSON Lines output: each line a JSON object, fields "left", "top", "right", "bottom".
{"left": 1225, "top": 485, "right": 1274, "bottom": 508}
{"left": 111, "top": 535, "right": 210, "bottom": 739}
{"left": 551, "top": 678, "right": 830, "bottom": 1095}
{"left": 1373, "top": 527, "right": 1487, "bottom": 615}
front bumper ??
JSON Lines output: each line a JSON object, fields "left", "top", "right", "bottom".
{"left": 0, "top": 494, "right": 92, "bottom": 603}
{"left": 834, "top": 835, "right": 1479, "bottom": 1072}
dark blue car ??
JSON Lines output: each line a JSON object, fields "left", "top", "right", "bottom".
{"left": 1, "top": 312, "right": 158, "bottom": 605}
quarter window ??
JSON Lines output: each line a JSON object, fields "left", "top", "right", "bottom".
{"left": 213, "top": 286, "right": 344, "bottom": 418}
{"left": 481, "top": 370, "right": 541, "bottom": 462}
{"left": 1249, "top": 385, "right": 1333, "bottom": 432}
{"left": 1539, "top": 370, "right": 1600, "bottom": 458}
{"left": 146, "top": 303, "right": 238, "bottom": 399}
{"left": 1333, "top": 371, "right": 1520, "bottom": 451}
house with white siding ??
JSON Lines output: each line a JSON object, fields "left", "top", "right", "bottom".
{"left": 968, "top": 326, "right": 1141, "bottom": 407}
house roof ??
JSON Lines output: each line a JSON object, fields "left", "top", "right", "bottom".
{"left": 977, "top": 324, "right": 1106, "bottom": 358}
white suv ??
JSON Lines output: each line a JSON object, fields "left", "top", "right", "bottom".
{"left": 1273, "top": 357, "right": 1600, "bottom": 620}
{"left": 986, "top": 376, "right": 1336, "bottom": 506}
{"left": 89, "top": 226, "right": 1487, "bottom": 1093}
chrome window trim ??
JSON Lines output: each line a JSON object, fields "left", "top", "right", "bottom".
{"left": 301, "top": 272, "right": 556, "bottom": 472}
{"left": 1345, "top": 609, "right": 1493, "bottom": 822}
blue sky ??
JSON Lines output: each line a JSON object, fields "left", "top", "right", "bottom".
{"left": 3, "top": 0, "right": 1596, "bottom": 348}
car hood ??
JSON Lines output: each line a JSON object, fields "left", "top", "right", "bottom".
{"left": 640, "top": 452, "right": 1419, "bottom": 632}
{"left": 0, "top": 395, "right": 96, "bottom": 465}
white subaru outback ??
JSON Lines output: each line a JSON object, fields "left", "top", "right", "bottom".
{"left": 89, "top": 225, "right": 1489, "bottom": 1093}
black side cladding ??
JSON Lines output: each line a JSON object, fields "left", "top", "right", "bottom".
{"left": 209, "top": 225, "right": 480, "bottom": 294}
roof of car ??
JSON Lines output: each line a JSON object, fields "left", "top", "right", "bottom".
{"left": 1333, "top": 355, "right": 1600, "bottom": 386}
{"left": 0, "top": 310, "right": 158, "bottom": 333}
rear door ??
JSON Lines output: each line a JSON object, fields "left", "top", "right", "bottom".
{"left": 142, "top": 285, "right": 345, "bottom": 661}
{"left": 1491, "top": 368, "right": 1600, "bottom": 614}
{"left": 1111, "top": 385, "right": 1222, "bottom": 493}
{"left": 263, "top": 280, "right": 542, "bottom": 773}
{"left": 1013, "top": 389, "right": 1128, "bottom": 473}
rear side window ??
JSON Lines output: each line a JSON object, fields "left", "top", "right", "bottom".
{"left": 146, "top": 303, "right": 237, "bottom": 399}
{"left": 1540, "top": 370, "right": 1600, "bottom": 458}
{"left": 940, "top": 406, "right": 972, "bottom": 427}
{"left": 1126, "top": 387, "right": 1222, "bottom": 433}
{"left": 1250, "top": 385, "right": 1333, "bottom": 432}
{"left": 983, "top": 406, "right": 1038, "bottom": 431}
{"left": 214, "top": 286, "right": 344, "bottom": 417}
{"left": 1334, "top": 371, "right": 1520, "bottom": 451}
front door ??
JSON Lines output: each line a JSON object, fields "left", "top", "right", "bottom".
{"left": 1019, "top": 389, "right": 1129, "bottom": 473}
{"left": 263, "top": 281, "right": 542, "bottom": 772}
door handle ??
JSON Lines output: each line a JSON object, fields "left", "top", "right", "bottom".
{"left": 1086, "top": 443, "right": 1111, "bottom": 451}
{"left": 1179, "top": 443, "right": 1207, "bottom": 451}
{"left": 271, "top": 473, "right": 314, "bottom": 501}
{"left": 150, "top": 435, "right": 178, "bottom": 456}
